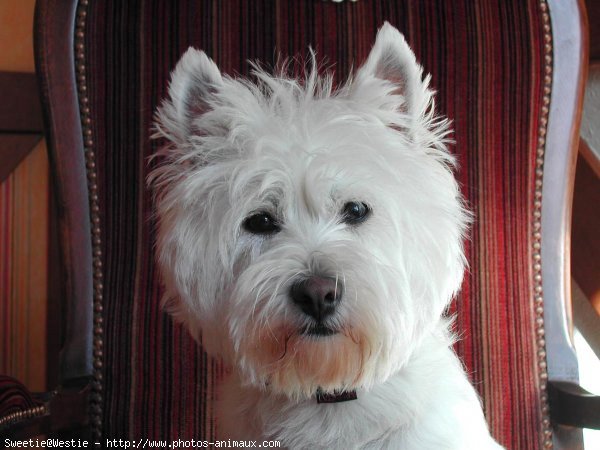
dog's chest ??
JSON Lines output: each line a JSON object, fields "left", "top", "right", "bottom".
{"left": 217, "top": 367, "right": 442, "bottom": 449}
{"left": 216, "top": 340, "right": 501, "bottom": 450}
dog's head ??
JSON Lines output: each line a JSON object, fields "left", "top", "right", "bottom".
{"left": 150, "top": 23, "right": 469, "bottom": 399}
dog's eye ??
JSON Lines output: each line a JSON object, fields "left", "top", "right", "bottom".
{"left": 243, "top": 212, "right": 280, "bottom": 234}
{"left": 341, "top": 201, "right": 371, "bottom": 225}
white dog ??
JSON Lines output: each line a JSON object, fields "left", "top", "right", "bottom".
{"left": 150, "top": 22, "right": 503, "bottom": 450}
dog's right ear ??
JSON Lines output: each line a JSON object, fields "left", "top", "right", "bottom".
{"left": 155, "top": 48, "right": 223, "bottom": 145}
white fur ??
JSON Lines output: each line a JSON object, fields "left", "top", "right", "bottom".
{"left": 150, "top": 22, "right": 503, "bottom": 450}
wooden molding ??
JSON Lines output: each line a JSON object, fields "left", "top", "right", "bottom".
{"left": 0, "top": 72, "right": 44, "bottom": 182}
{"left": 0, "top": 134, "right": 43, "bottom": 182}
{"left": 580, "top": 136, "right": 600, "bottom": 178}
{"left": 0, "top": 72, "right": 43, "bottom": 133}
{"left": 586, "top": 0, "right": 600, "bottom": 61}
{"left": 572, "top": 139, "right": 600, "bottom": 315}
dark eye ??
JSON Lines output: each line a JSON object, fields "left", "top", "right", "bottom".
{"left": 243, "top": 212, "right": 280, "bottom": 234}
{"left": 341, "top": 201, "right": 371, "bottom": 225}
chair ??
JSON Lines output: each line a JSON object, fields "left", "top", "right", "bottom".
{"left": 1, "top": 0, "right": 597, "bottom": 448}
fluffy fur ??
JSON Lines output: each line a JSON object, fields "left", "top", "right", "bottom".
{"left": 150, "top": 22, "right": 503, "bottom": 449}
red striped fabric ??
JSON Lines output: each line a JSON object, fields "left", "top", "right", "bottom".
{"left": 80, "top": 1, "right": 548, "bottom": 447}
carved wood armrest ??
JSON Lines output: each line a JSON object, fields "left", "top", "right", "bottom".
{"left": 0, "top": 375, "right": 91, "bottom": 439}
{"left": 548, "top": 381, "right": 600, "bottom": 430}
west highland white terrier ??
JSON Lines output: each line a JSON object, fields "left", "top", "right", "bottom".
{"left": 150, "top": 22, "right": 503, "bottom": 450}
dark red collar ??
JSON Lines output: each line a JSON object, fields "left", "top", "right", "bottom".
{"left": 316, "top": 388, "right": 358, "bottom": 403}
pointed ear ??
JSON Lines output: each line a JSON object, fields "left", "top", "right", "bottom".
{"left": 156, "top": 47, "right": 223, "bottom": 144}
{"left": 354, "top": 22, "right": 429, "bottom": 118}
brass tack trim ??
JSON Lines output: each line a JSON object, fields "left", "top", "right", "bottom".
{"left": 0, "top": 405, "right": 47, "bottom": 429}
{"left": 535, "top": 1, "right": 553, "bottom": 448}
{"left": 75, "top": 0, "right": 103, "bottom": 440}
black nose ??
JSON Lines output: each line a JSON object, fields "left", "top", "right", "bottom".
{"left": 290, "top": 277, "right": 343, "bottom": 321}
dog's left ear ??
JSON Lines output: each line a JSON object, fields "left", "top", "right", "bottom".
{"left": 352, "top": 22, "right": 430, "bottom": 120}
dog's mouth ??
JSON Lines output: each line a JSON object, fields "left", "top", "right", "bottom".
{"left": 301, "top": 323, "right": 337, "bottom": 337}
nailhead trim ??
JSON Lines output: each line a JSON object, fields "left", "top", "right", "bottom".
{"left": 0, "top": 406, "right": 47, "bottom": 429}
{"left": 536, "top": 1, "right": 553, "bottom": 448}
{"left": 69, "top": 0, "right": 553, "bottom": 446}
{"left": 74, "top": 0, "right": 103, "bottom": 439}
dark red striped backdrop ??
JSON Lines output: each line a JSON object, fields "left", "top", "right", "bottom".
{"left": 80, "top": 1, "right": 548, "bottom": 448}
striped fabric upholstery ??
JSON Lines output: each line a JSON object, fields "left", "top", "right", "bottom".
{"left": 80, "top": 1, "right": 548, "bottom": 447}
